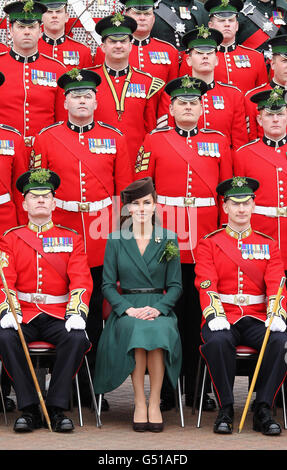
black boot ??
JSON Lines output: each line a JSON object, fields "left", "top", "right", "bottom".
{"left": 13, "top": 405, "right": 43, "bottom": 432}
{"left": 253, "top": 402, "right": 281, "bottom": 435}
{"left": 47, "top": 406, "right": 74, "bottom": 432}
{"left": 213, "top": 404, "right": 234, "bottom": 434}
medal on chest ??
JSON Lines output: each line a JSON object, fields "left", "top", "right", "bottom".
{"left": 0, "top": 139, "right": 14, "bottom": 155}
{"left": 31, "top": 69, "right": 57, "bottom": 87}
{"left": 197, "top": 142, "right": 220, "bottom": 157}
{"left": 126, "top": 83, "right": 146, "bottom": 98}
{"left": 88, "top": 138, "right": 116, "bottom": 154}
{"left": 179, "top": 6, "right": 191, "bottom": 19}
{"left": 233, "top": 55, "right": 251, "bottom": 68}
{"left": 212, "top": 95, "right": 224, "bottom": 109}
{"left": 149, "top": 51, "right": 171, "bottom": 65}
{"left": 273, "top": 11, "right": 286, "bottom": 25}
{"left": 63, "top": 51, "right": 80, "bottom": 66}
{"left": 42, "top": 237, "right": 73, "bottom": 253}
{"left": 241, "top": 244, "right": 270, "bottom": 260}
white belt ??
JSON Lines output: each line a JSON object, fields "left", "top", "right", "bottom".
{"left": 17, "top": 291, "right": 69, "bottom": 304}
{"left": 219, "top": 293, "right": 266, "bottom": 306}
{"left": 157, "top": 195, "right": 216, "bottom": 208}
{"left": 55, "top": 196, "right": 112, "bottom": 213}
{"left": 254, "top": 205, "right": 287, "bottom": 218}
{"left": 0, "top": 193, "right": 11, "bottom": 205}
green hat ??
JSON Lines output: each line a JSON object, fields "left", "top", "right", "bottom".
{"left": 38, "top": 0, "right": 67, "bottom": 10}
{"left": 205, "top": 0, "right": 243, "bottom": 17}
{"left": 250, "top": 87, "right": 287, "bottom": 112}
{"left": 266, "top": 35, "right": 287, "bottom": 57}
{"left": 4, "top": 1, "right": 47, "bottom": 24}
{"left": 182, "top": 26, "right": 223, "bottom": 52}
{"left": 95, "top": 13, "right": 137, "bottom": 40}
{"left": 16, "top": 169, "right": 60, "bottom": 195}
{"left": 217, "top": 177, "right": 259, "bottom": 202}
{"left": 57, "top": 68, "right": 101, "bottom": 95}
{"left": 165, "top": 75, "right": 208, "bottom": 101}
{"left": 121, "top": 0, "right": 154, "bottom": 10}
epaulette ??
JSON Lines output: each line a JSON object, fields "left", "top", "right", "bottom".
{"left": 97, "top": 121, "right": 123, "bottom": 135}
{"left": 132, "top": 66, "right": 152, "bottom": 77}
{"left": 204, "top": 228, "right": 224, "bottom": 239}
{"left": 217, "top": 81, "right": 241, "bottom": 92}
{"left": 237, "top": 44, "right": 264, "bottom": 55}
{"left": 87, "top": 64, "right": 101, "bottom": 70}
{"left": 150, "top": 126, "right": 173, "bottom": 134}
{"left": 0, "top": 124, "right": 21, "bottom": 136}
{"left": 38, "top": 121, "right": 64, "bottom": 135}
{"left": 236, "top": 138, "right": 259, "bottom": 151}
{"left": 152, "top": 37, "right": 177, "bottom": 50}
{"left": 55, "top": 224, "right": 78, "bottom": 234}
{"left": 3, "top": 225, "right": 26, "bottom": 236}
{"left": 0, "top": 51, "right": 8, "bottom": 57}
{"left": 253, "top": 230, "right": 274, "bottom": 240}
{"left": 245, "top": 83, "right": 268, "bottom": 97}
{"left": 39, "top": 52, "right": 65, "bottom": 67}
{"left": 200, "top": 128, "right": 225, "bottom": 136}
{"left": 66, "top": 35, "right": 91, "bottom": 48}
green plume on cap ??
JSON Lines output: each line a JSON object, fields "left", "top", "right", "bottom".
{"left": 221, "top": 0, "right": 230, "bottom": 7}
{"left": 268, "top": 86, "right": 284, "bottom": 106}
{"left": 67, "top": 68, "right": 83, "bottom": 81}
{"left": 29, "top": 169, "right": 51, "bottom": 185}
{"left": 181, "top": 76, "right": 203, "bottom": 89}
{"left": 23, "top": 0, "right": 35, "bottom": 13}
{"left": 196, "top": 25, "right": 211, "bottom": 39}
{"left": 231, "top": 176, "right": 247, "bottom": 188}
{"left": 111, "top": 12, "right": 125, "bottom": 27}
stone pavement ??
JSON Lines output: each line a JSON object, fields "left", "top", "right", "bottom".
{"left": 0, "top": 376, "right": 286, "bottom": 455}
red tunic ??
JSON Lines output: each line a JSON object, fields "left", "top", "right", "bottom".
{"left": 234, "top": 137, "right": 287, "bottom": 269}
{"left": 0, "top": 49, "right": 67, "bottom": 140}
{"left": 38, "top": 34, "right": 93, "bottom": 70}
{"left": 0, "top": 221, "right": 93, "bottom": 324}
{"left": 88, "top": 63, "right": 165, "bottom": 167}
{"left": 244, "top": 81, "right": 273, "bottom": 141}
{"left": 179, "top": 43, "right": 268, "bottom": 95}
{"left": 134, "top": 126, "right": 233, "bottom": 263}
{"left": 195, "top": 227, "right": 286, "bottom": 326}
{"left": 0, "top": 124, "right": 28, "bottom": 235}
{"left": 32, "top": 120, "right": 133, "bottom": 267}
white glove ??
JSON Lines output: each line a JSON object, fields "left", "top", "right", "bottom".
{"left": 265, "top": 316, "right": 286, "bottom": 332}
{"left": 0, "top": 312, "right": 22, "bottom": 330}
{"left": 208, "top": 317, "right": 231, "bottom": 331}
{"left": 65, "top": 315, "right": 86, "bottom": 332}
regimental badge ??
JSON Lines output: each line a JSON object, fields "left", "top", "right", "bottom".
{"left": 135, "top": 145, "right": 151, "bottom": 173}
{"left": 179, "top": 6, "right": 191, "bottom": 19}
{"left": 88, "top": 138, "right": 116, "bottom": 154}
{"left": 273, "top": 11, "right": 286, "bottom": 25}
{"left": 233, "top": 55, "right": 251, "bottom": 68}
{"left": 66, "top": 288, "right": 89, "bottom": 318}
{"left": 241, "top": 244, "right": 270, "bottom": 260}
{"left": 29, "top": 150, "right": 42, "bottom": 169}
{"left": 197, "top": 142, "right": 220, "bottom": 157}
{"left": 0, "top": 140, "right": 14, "bottom": 155}
{"left": 200, "top": 280, "right": 211, "bottom": 289}
{"left": 203, "top": 291, "right": 225, "bottom": 320}
{"left": 149, "top": 51, "right": 171, "bottom": 65}
{"left": 42, "top": 237, "right": 73, "bottom": 253}
{"left": 0, "top": 251, "right": 9, "bottom": 268}
{"left": 126, "top": 83, "right": 146, "bottom": 98}
{"left": 212, "top": 95, "right": 224, "bottom": 109}
{"left": 63, "top": 51, "right": 80, "bottom": 66}
{"left": 31, "top": 70, "right": 57, "bottom": 87}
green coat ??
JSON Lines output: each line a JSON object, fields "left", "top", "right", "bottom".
{"left": 93, "top": 226, "right": 182, "bottom": 394}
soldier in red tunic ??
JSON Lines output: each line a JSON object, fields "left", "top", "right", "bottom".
{"left": 0, "top": 169, "right": 92, "bottom": 432}
{"left": 88, "top": 13, "right": 166, "bottom": 167}
{"left": 0, "top": 1, "right": 66, "bottom": 150}
{"left": 135, "top": 75, "right": 233, "bottom": 411}
{"left": 234, "top": 87, "right": 287, "bottom": 275}
{"left": 195, "top": 176, "right": 287, "bottom": 435}
{"left": 161, "top": 25, "right": 248, "bottom": 151}
{"left": 245, "top": 35, "right": 287, "bottom": 140}
{"left": 32, "top": 68, "right": 133, "bottom": 407}
{"left": 37, "top": 0, "right": 93, "bottom": 70}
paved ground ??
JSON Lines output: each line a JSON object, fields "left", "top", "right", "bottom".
{"left": 0, "top": 376, "right": 286, "bottom": 457}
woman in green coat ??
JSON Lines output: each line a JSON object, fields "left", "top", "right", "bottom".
{"left": 93, "top": 177, "right": 182, "bottom": 432}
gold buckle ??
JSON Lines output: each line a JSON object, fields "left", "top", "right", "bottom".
{"left": 277, "top": 207, "right": 287, "bottom": 217}
{"left": 78, "top": 202, "right": 90, "bottom": 212}
{"left": 184, "top": 197, "right": 196, "bottom": 206}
